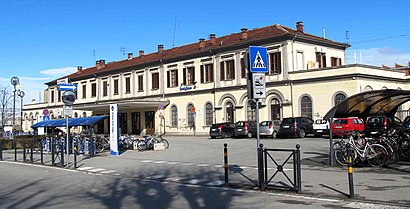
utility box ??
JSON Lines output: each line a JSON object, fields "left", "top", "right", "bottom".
{"left": 154, "top": 142, "right": 165, "bottom": 151}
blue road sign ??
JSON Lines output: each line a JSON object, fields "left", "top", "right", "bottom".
{"left": 249, "top": 46, "right": 268, "bottom": 73}
{"left": 58, "top": 83, "right": 78, "bottom": 91}
{"left": 43, "top": 115, "right": 50, "bottom": 121}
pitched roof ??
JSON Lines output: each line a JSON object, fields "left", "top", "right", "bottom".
{"left": 47, "top": 23, "right": 349, "bottom": 85}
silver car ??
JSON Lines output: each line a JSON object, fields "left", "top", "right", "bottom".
{"left": 259, "top": 120, "right": 281, "bottom": 138}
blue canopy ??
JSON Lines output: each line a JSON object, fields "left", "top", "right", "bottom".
{"left": 31, "top": 116, "right": 108, "bottom": 128}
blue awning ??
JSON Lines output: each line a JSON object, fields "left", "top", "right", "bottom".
{"left": 31, "top": 116, "right": 108, "bottom": 128}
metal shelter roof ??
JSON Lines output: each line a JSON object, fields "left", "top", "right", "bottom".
{"left": 31, "top": 116, "right": 108, "bottom": 128}
{"left": 323, "top": 89, "right": 410, "bottom": 121}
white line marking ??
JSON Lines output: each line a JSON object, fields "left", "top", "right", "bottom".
{"left": 140, "top": 160, "right": 153, "bottom": 163}
{"left": 166, "top": 162, "right": 179, "bottom": 165}
{"left": 197, "top": 164, "right": 209, "bottom": 167}
{"left": 100, "top": 170, "right": 117, "bottom": 174}
{"left": 344, "top": 202, "right": 408, "bottom": 209}
{"left": 147, "top": 175, "right": 165, "bottom": 179}
{"left": 206, "top": 180, "right": 225, "bottom": 186}
{"left": 77, "top": 166, "right": 95, "bottom": 171}
{"left": 185, "top": 179, "right": 207, "bottom": 184}
{"left": 154, "top": 161, "right": 167, "bottom": 164}
{"left": 164, "top": 177, "right": 183, "bottom": 182}
{"left": 87, "top": 168, "right": 106, "bottom": 172}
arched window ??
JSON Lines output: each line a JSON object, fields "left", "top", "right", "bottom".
{"left": 187, "top": 104, "right": 195, "bottom": 127}
{"left": 82, "top": 112, "right": 87, "bottom": 117}
{"left": 171, "top": 105, "right": 178, "bottom": 127}
{"left": 247, "top": 100, "right": 256, "bottom": 121}
{"left": 205, "top": 103, "right": 213, "bottom": 126}
{"left": 225, "top": 101, "right": 235, "bottom": 123}
{"left": 334, "top": 93, "right": 346, "bottom": 106}
{"left": 74, "top": 112, "right": 78, "bottom": 118}
{"left": 270, "top": 98, "right": 281, "bottom": 120}
{"left": 363, "top": 85, "right": 373, "bottom": 92}
{"left": 300, "top": 96, "right": 312, "bottom": 118}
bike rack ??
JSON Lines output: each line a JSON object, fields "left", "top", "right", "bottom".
{"left": 263, "top": 144, "right": 301, "bottom": 193}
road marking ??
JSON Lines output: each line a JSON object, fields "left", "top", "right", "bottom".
{"left": 100, "top": 170, "right": 117, "bottom": 174}
{"left": 77, "top": 166, "right": 95, "bottom": 171}
{"left": 166, "top": 162, "right": 179, "bottom": 165}
{"left": 140, "top": 160, "right": 153, "bottom": 163}
{"left": 344, "top": 202, "right": 408, "bottom": 209}
{"left": 197, "top": 164, "right": 210, "bottom": 167}
{"left": 154, "top": 161, "right": 167, "bottom": 164}
{"left": 164, "top": 177, "right": 183, "bottom": 182}
{"left": 87, "top": 168, "right": 106, "bottom": 172}
{"left": 206, "top": 180, "right": 225, "bottom": 186}
{"left": 147, "top": 174, "right": 166, "bottom": 179}
{"left": 185, "top": 179, "right": 207, "bottom": 184}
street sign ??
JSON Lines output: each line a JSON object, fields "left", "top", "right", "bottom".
{"left": 63, "top": 106, "right": 73, "bottom": 117}
{"left": 57, "top": 78, "right": 68, "bottom": 84}
{"left": 253, "top": 73, "right": 266, "bottom": 99}
{"left": 43, "top": 108, "right": 49, "bottom": 116}
{"left": 58, "top": 83, "right": 78, "bottom": 91}
{"left": 249, "top": 46, "right": 268, "bottom": 73}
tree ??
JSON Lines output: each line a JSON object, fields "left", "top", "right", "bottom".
{"left": 0, "top": 86, "right": 12, "bottom": 129}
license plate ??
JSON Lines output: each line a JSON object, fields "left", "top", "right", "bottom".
{"left": 317, "top": 130, "right": 323, "bottom": 132}
{"left": 211, "top": 129, "right": 216, "bottom": 131}
{"left": 371, "top": 131, "right": 378, "bottom": 134}
{"left": 283, "top": 125, "right": 289, "bottom": 128}
{"left": 336, "top": 126, "right": 342, "bottom": 128}
{"left": 237, "top": 129, "right": 242, "bottom": 131}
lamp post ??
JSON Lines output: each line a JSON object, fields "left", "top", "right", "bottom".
{"left": 17, "top": 90, "right": 25, "bottom": 132}
{"left": 10, "top": 77, "right": 19, "bottom": 139}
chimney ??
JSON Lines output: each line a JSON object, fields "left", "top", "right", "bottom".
{"left": 139, "top": 50, "right": 144, "bottom": 57}
{"left": 296, "top": 21, "right": 304, "bottom": 33}
{"left": 127, "top": 53, "right": 133, "bottom": 60}
{"left": 158, "top": 44, "right": 164, "bottom": 53}
{"left": 209, "top": 34, "right": 216, "bottom": 44}
{"left": 199, "top": 38, "right": 206, "bottom": 48}
{"left": 405, "top": 68, "right": 410, "bottom": 76}
{"left": 77, "top": 66, "right": 83, "bottom": 73}
{"left": 96, "top": 59, "right": 105, "bottom": 69}
{"left": 240, "top": 28, "right": 248, "bottom": 40}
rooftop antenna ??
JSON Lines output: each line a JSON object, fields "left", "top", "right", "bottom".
{"left": 172, "top": 16, "right": 177, "bottom": 48}
{"left": 322, "top": 27, "right": 326, "bottom": 39}
{"left": 120, "top": 47, "right": 126, "bottom": 55}
{"left": 91, "top": 49, "right": 96, "bottom": 59}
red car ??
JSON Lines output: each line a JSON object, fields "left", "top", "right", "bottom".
{"left": 332, "top": 117, "right": 364, "bottom": 137}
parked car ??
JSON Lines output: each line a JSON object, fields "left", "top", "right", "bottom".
{"left": 331, "top": 117, "right": 364, "bottom": 137}
{"left": 259, "top": 120, "right": 281, "bottom": 138}
{"left": 277, "top": 117, "right": 314, "bottom": 138}
{"left": 313, "top": 119, "right": 330, "bottom": 137}
{"left": 234, "top": 121, "right": 257, "bottom": 138}
{"left": 402, "top": 116, "right": 410, "bottom": 133}
{"left": 209, "top": 122, "right": 235, "bottom": 139}
{"left": 365, "top": 115, "right": 402, "bottom": 136}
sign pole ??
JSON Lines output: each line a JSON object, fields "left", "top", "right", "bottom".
{"left": 66, "top": 115, "right": 69, "bottom": 167}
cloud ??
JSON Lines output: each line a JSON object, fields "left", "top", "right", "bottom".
{"left": 40, "top": 67, "right": 77, "bottom": 76}
{"left": 346, "top": 48, "right": 410, "bottom": 66}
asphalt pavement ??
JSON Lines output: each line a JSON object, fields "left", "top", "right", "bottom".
{"left": 1, "top": 135, "right": 409, "bottom": 208}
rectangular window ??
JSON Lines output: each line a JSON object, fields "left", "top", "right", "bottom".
{"left": 240, "top": 58, "right": 246, "bottom": 78}
{"left": 103, "top": 80, "right": 108, "bottom": 96}
{"left": 152, "top": 72, "right": 159, "bottom": 90}
{"left": 138, "top": 75, "right": 143, "bottom": 91}
{"left": 269, "top": 52, "right": 282, "bottom": 74}
{"left": 220, "top": 60, "right": 235, "bottom": 81}
{"left": 91, "top": 83, "right": 97, "bottom": 97}
{"left": 316, "top": 52, "right": 327, "bottom": 68}
{"left": 200, "top": 63, "right": 214, "bottom": 83}
{"left": 82, "top": 84, "right": 86, "bottom": 99}
{"left": 183, "top": 67, "right": 195, "bottom": 85}
{"left": 331, "top": 57, "right": 342, "bottom": 67}
{"left": 296, "top": 51, "right": 304, "bottom": 70}
{"left": 51, "top": 90, "right": 55, "bottom": 103}
{"left": 167, "top": 69, "right": 178, "bottom": 87}
{"left": 113, "top": 79, "right": 119, "bottom": 95}
{"left": 57, "top": 91, "right": 61, "bottom": 102}
{"left": 125, "top": 77, "right": 131, "bottom": 93}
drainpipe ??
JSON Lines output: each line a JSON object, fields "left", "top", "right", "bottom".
{"left": 210, "top": 49, "right": 217, "bottom": 123}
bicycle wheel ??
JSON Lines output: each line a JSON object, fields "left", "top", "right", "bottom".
{"left": 161, "top": 139, "right": 169, "bottom": 149}
{"left": 137, "top": 140, "right": 147, "bottom": 151}
{"left": 334, "top": 142, "right": 357, "bottom": 166}
{"left": 366, "top": 144, "right": 388, "bottom": 167}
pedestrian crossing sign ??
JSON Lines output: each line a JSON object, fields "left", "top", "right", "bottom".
{"left": 249, "top": 46, "right": 268, "bottom": 73}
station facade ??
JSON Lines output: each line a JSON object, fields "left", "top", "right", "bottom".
{"left": 22, "top": 22, "right": 410, "bottom": 136}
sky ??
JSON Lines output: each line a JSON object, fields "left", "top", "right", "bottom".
{"left": 0, "top": 0, "right": 409, "bottom": 104}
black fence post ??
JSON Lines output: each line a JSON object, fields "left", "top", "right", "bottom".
{"left": 30, "top": 139, "right": 34, "bottom": 163}
{"left": 347, "top": 144, "right": 354, "bottom": 198}
{"left": 224, "top": 143, "right": 228, "bottom": 187}
{"left": 258, "top": 143, "right": 265, "bottom": 191}
{"left": 296, "top": 144, "right": 301, "bottom": 193}
{"left": 73, "top": 142, "right": 77, "bottom": 170}
{"left": 51, "top": 138, "right": 55, "bottom": 166}
{"left": 23, "top": 141, "right": 26, "bottom": 162}
{"left": 14, "top": 140, "right": 17, "bottom": 161}
{"left": 60, "top": 140, "right": 64, "bottom": 167}
{"left": 40, "top": 138, "right": 44, "bottom": 164}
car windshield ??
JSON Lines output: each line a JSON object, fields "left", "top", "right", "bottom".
{"left": 334, "top": 119, "right": 348, "bottom": 125}
{"left": 235, "top": 122, "right": 245, "bottom": 127}
{"left": 211, "top": 124, "right": 223, "bottom": 128}
{"left": 315, "top": 119, "right": 327, "bottom": 124}
{"left": 282, "top": 118, "right": 294, "bottom": 123}
{"left": 260, "top": 121, "right": 270, "bottom": 126}
{"left": 368, "top": 117, "right": 385, "bottom": 124}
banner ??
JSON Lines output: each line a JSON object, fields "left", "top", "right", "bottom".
{"left": 110, "top": 104, "right": 119, "bottom": 155}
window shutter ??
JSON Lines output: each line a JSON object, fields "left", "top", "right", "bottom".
{"left": 231, "top": 61, "right": 235, "bottom": 79}
{"left": 167, "top": 71, "right": 170, "bottom": 87}
{"left": 220, "top": 62, "right": 225, "bottom": 81}
{"left": 183, "top": 68, "right": 186, "bottom": 85}
{"left": 192, "top": 67, "right": 195, "bottom": 84}
{"left": 200, "top": 65, "right": 204, "bottom": 83}
{"left": 210, "top": 65, "right": 214, "bottom": 82}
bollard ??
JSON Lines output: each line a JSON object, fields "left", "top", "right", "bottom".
{"left": 0, "top": 140, "right": 3, "bottom": 161}
{"left": 347, "top": 144, "right": 354, "bottom": 198}
{"left": 30, "top": 140, "right": 34, "bottom": 163}
{"left": 224, "top": 143, "right": 228, "bottom": 187}
{"left": 60, "top": 140, "right": 64, "bottom": 167}
{"left": 296, "top": 144, "right": 301, "bottom": 193}
{"left": 73, "top": 143, "right": 77, "bottom": 169}
{"left": 51, "top": 138, "right": 55, "bottom": 166}
{"left": 258, "top": 143, "right": 265, "bottom": 190}
{"left": 41, "top": 139, "right": 44, "bottom": 164}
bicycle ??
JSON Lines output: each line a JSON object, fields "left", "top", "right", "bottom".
{"left": 334, "top": 130, "right": 388, "bottom": 167}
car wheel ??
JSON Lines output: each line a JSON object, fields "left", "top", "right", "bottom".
{"left": 272, "top": 131, "right": 277, "bottom": 139}
{"left": 298, "top": 129, "right": 306, "bottom": 138}
{"left": 221, "top": 131, "right": 228, "bottom": 139}
{"left": 247, "top": 132, "right": 253, "bottom": 138}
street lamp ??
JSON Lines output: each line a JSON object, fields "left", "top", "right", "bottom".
{"left": 10, "top": 77, "right": 19, "bottom": 138}
{"left": 17, "top": 90, "right": 25, "bottom": 132}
